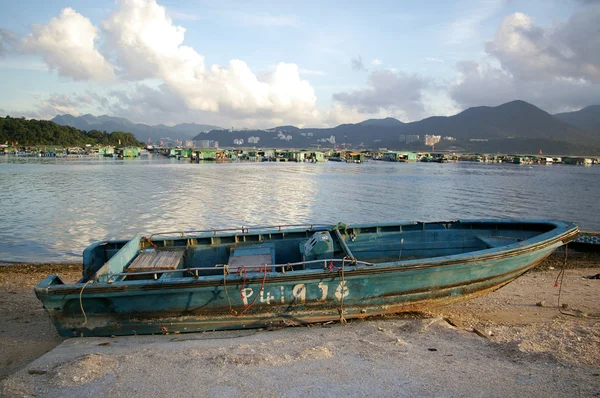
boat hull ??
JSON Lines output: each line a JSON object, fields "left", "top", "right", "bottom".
{"left": 37, "top": 234, "right": 567, "bottom": 337}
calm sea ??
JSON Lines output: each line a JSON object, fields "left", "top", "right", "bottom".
{"left": 1, "top": 155, "right": 598, "bottom": 263}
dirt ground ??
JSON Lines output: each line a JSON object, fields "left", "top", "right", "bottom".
{"left": 0, "top": 251, "right": 599, "bottom": 396}
{"left": 0, "top": 263, "right": 82, "bottom": 381}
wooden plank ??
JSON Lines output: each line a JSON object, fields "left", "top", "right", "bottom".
{"left": 125, "top": 249, "right": 185, "bottom": 272}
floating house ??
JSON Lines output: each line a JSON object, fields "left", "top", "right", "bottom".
{"left": 118, "top": 147, "right": 141, "bottom": 158}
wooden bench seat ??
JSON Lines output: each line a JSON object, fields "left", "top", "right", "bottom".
{"left": 125, "top": 249, "right": 185, "bottom": 273}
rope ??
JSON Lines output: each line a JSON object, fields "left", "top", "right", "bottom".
{"left": 79, "top": 280, "right": 93, "bottom": 326}
{"left": 327, "top": 259, "right": 340, "bottom": 272}
{"left": 223, "top": 265, "right": 268, "bottom": 317}
{"left": 237, "top": 265, "right": 268, "bottom": 316}
{"left": 238, "top": 265, "right": 248, "bottom": 302}
{"left": 223, "top": 265, "right": 237, "bottom": 316}
{"left": 142, "top": 236, "right": 159, "bottom": 249}
{"left": 339, "top": 257, "right": 347, "bottom": 324}
{"left": 555, "top": 244, "right": 600, "bottom": 319}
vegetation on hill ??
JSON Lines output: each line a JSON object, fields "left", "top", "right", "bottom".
{"left": 554, "top": 105, "right": 600, "bottom": 133}
{"left": 0, "top": 116, "right": 143, "bottom": 147}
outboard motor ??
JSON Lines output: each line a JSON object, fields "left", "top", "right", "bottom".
{"left": 303, "top": 231, "right": 334, "bottom": 261}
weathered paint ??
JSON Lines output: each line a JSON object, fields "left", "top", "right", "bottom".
{"left": 35, "top": 220, "right": 578, "bottom": 337}
{"left": 569, "top": 231, "right": 600, "bottom": 252}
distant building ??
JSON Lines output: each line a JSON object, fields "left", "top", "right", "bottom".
{"left": 233, "top": 139, "right": 244, "bottom": 145}
{"left": 194, "top": 140, "right": 219, "bottom": 148}
{"left": 318, "top": 135, "right": 336, "bottom": 144}
{"left": 276, "top": 132, "right": 292, "bottom": 141}
{"left": 425, "top": 135, "right": 441, "bottom": 146}
{"left": 399, "top": 134, "right": 420, "bottom": 144}
{"left": 248, "top": 136, "right": 260, "bottom": 144}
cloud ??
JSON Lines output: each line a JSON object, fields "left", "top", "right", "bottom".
{"left": 101, "top": 0, "right": 319, "bottom": 125}
{"left": 485, "top": 8, "right": 600, "bottom": 82}
{"left": 21, "top": 8, "right": 114, "bottom": 80}
{"left": 11, "top": 93, "right": 87, "bottom": 120}
{"left": 0, "top": 28, "right": 17, "bottom": 57}
{"left": 351, "top": 55, "right": 367, "bottom": 71}
{"left": 450, "top": 3, "right": 600, "bottom": 114}
{"left": 425, "top": 57, "right": 444, "bottom": 63}
{"left": 450, "top": 61, "right": 600, "bottom": 113}
{"left": 333, "top": 69, "right": 430, "bottom": 120}
{"left": 444, "top": 0, "right": 505, "bottom": 45}
{"left": 102, "top": 84, "right": 189, "bottom": 124}
{"left": 371, "top": 58, "right": 382, "bottom": 66}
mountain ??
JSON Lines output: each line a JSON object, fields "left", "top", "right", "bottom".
{"left": 51, "top": 114, "right": 222, "bottom": 143}
{"left": 49, "top": 101, "right": 600, "bottom": 154}
{"left": 357, "top": 117, "right": 405, "bottom": 127}
{"left": 554, "top": 105, "right": 600, "bottom": 133}
{"left": 408, "top": 100, "right": 590, "bottom": 141}
{"left": 192, "top": 100, "right": 600, "bottom": 154}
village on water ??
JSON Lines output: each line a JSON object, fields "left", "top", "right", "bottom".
{"left": 1, "top": 140, "right": 599, "bottom": 165}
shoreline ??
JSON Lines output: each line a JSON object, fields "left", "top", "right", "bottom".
{"left": 1, "top": 252, "right": 599, "bottom": 391}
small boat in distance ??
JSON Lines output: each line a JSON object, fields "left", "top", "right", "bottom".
{"left": 569, "top": 231, "right": 600, "bottom": 252}
{"left": 35, "top": 219, "right": 578, "bottom": 337}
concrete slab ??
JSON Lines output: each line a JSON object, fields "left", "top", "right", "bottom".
{"left": 2, "top": 316, "right": 598, "bottom": 398}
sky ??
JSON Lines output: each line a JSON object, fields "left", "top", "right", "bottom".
{"left": 0, "top": 0, "right": 598, "bottom": 129}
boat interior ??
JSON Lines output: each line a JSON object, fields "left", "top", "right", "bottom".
{"left": 76, "top": 221, "right": 558, "bottom": 284}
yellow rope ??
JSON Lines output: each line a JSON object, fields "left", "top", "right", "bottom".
{"left": 79, "top": 280, "right": 93, "bottom": 326}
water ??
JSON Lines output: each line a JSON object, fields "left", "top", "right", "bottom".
{"left": 1, "top": 156, "right": 599, "bottom": 263}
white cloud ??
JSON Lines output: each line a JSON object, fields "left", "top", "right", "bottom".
{"left": 21, "top": 8, "right": 114, "bottom": 80}
{"left": 101, "top": 0, "right": 319, "bottom": 125}
{"left": 425, "top": 57, "right": 444, "bottom": 63}
{"left": 450, "top": 3, "right": 600, "bottom": 114}
{"left": 450, "top": 61, "right": 600, "bottom": 113}
{"left": 485, "top": 8, "right": 600, "bottom": 82}
{"left": 371, "top": 58, "right": 382, "bottom": 66}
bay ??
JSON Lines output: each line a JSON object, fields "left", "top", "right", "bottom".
{"left": 1, "top": 156, "right": 598, "bottom": 263}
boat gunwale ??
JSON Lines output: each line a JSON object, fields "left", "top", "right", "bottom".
{"left": 36, "top": 219, "right": 578, "bottom": 296}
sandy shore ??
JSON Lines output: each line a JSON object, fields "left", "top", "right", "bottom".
{"left": 1, "top": 252, "right": 599, "bottom": 396}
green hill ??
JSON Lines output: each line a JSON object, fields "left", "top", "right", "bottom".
{"left": 0, "top": 116, "right": 143, "bottom": 147}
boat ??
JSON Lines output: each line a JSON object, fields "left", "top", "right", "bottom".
{"left": 569, "top": 231, "right": 600, "bottom": 252}
{"left": 35, "top": 219, "right": 578, "bottom": 337}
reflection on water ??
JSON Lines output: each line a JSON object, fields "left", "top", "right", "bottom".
{"left": 1, "top": 156, "right": 599, "bottom": 263}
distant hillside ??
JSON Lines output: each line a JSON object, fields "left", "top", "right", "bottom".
{"left": 554, "top": 106, "right": 600, "bottom": 133}
{"left": 357, "top": 117, "right": 405, "bottom": 127}
{"left": 406, "top": 100, "right": 592, "bottom": 143}
{"left": 0, "top": 116, "right": 142, "bottom": 147}
{"left": 42, "top": 100, "right": 600, "bottom": 155}
{"left": 52, "top": 114, "right": 222, "bottom": 143}
{"left": 193, "top": 100, "right": 600, "bottom": 155}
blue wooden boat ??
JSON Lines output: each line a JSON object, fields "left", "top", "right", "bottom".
{"left": 569, "top": 231, "right": 600, "bottom": 252}
{"left": 35, "top": 219, "right": 578, "bottom": 337}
